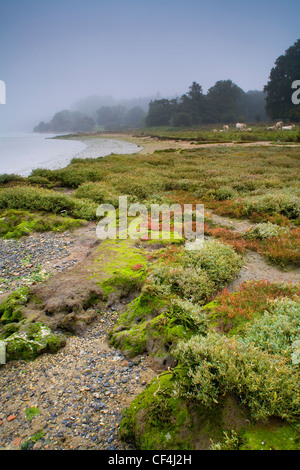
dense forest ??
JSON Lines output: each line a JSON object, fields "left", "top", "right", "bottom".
{"left": 145, "top": 82, "right": 268, "bottom": 127}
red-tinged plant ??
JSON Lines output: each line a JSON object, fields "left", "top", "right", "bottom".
{"left": 249, "top": 211, "right": 291, "bottom": 227}
{"left": 159, "top": 245, "right": 183, "bottom": 264}
{"left": 211, "top": 280, "right": 300, "bottom": 323}
{"left": 204, "top": 223, "right": 248, "bottom": 253}
{"left": 205, "top": 200, "right": 245, "bottom": 219}
{"left": 262, "top": 228, "right": 300, "bottom": 267}
{"left": 131, "top": 263, "right": 145, "bottom": 271}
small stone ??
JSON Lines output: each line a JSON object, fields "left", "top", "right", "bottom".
{"left": 12, "top": 437, "right": 22, "bottom": 447}
{"left": 7, "top": 414, "right": 17, "bottom": 422}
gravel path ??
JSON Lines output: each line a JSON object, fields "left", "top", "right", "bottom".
{"left": 0, "top": 309, "right": 156, "bottom": 450}
{"left": 0, "top": 232, "right": 76, "bottom": 294}
{"left": 0, "top": 223, "right": 98, "bottom": 296}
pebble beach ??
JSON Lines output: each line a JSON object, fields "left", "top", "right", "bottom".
{"left": 0, "top": 222, "right": 156, "bottom": 450}
{"left": 0, "top": 309, "right": 155, "bottom": 450}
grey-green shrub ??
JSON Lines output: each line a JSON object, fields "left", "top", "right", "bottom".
{"left": 181, "top": 239, "right": 243, "bottom": 286}
{"left": 173, "top": 332, "right": 300, "bottom": 422}
{"left": 238, "top": 192, "right": 300, "bottom": 219}
{"left": 245, "top": 222, "right": 290, "bottom": 240}
{"left": 239, "top": 298, "right": 300, "bottom": 360}
{"left": 147, "top": 264, "right": 216, "bottom": 304}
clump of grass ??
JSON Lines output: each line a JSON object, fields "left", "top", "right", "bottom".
{"left": 0, "top": 186, "right": 98, "bottom": 220}
{"left": 25, "top": 407, "right": 40, "bottom": 421}
{"left": 0, "top": 209, "right": 85, "bottom": 239}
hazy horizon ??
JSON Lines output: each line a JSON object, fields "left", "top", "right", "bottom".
{"left": 1, "top": 0, "right": 300, "bottom": 131}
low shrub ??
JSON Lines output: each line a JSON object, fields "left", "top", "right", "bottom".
{"left": 0, "top": 173, "right": 25, "bottom": 184}
{"left": 209, "top": 186, "right": 238, "bottom": 201}
{"left": 74, "top": 182, "right": 120, "bottom": 206}
{"left": 0, "top": 186, "right": 98, "bottom": 220}
{"left": 145, "top": 264, "right": 216, "bottom": 305}
{"left": 181, "top": 239, "right": 243, "bottom": 287}
{"left": 27, "top": 175, "right": 52, "bottom": 187}
{"left": 239, "top": 298, "right": 300, "bottom": 361}
{"left": 173, "top": 332, "right": 300, "bottom": 422}
{"left": 245, "top": 222, "right": 290, "bottom": 240}
{"left": 238, "top": 192, "right": 300, "bottom": 220}
{"left": 144, "top": 240, "right": 242, "bottom": 305}
{"left": 30, "top": 165, "right": 108, "bottom": 188}
{"left": 262, "top": 228, "right": 300, "bottom": 267}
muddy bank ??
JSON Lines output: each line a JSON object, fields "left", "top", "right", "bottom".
{"left": 228, "top": 250, "right": 300, "bottom": 292}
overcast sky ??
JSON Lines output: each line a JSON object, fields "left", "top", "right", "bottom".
{"left": 0, "top": 0, "right": 299, "bottom": 130}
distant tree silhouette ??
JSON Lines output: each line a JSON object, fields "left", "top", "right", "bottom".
{"left": 264, "top": 39, "right": 300, "bottom": 121}
{"left": 33, "top": 110, "right": 95, "bottom": 133}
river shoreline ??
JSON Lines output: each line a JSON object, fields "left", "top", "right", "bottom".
{"left": 0, "top": 132, "right": 143, "bottom": 177}
{"left": 58, "top": 134, "right": 143, "bottom": 161}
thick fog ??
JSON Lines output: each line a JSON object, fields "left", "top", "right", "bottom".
{"left": 0, "top": 0, "right": 299, "bottom": 131}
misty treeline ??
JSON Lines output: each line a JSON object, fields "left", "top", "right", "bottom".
{"left": 33, "top": 82, "right": 267, "bottom": 133}
{"left": 33, "top": 106, "right": 147, "bottom": 133}
{"left": 33, "top": 110, "right": 96, "bottom": 133}
{"left": 146, "top": 80, "right": 267, "bottom": 127}
{"left": 33, "top": 94, "right": 149, "bottom": 133}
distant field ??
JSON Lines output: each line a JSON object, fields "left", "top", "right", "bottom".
{"left": 137, "top": 124, "right": 300, "bottom": 143}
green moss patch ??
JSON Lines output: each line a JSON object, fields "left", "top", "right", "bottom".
{"left": 240, "top": 421, "right": 300, "bottom": 450}
{"left": 109, "top": 294, "right": 208, "bottom": 366}
{"left": 0, "top": 319, "right": 66, "bottom": 361}
{"left": 0, "top": 209, "right": 86, "bottom": 239}
{"left": 0, "top": 287, "right": 66, "bottom": 361}
{"left": 0, "top": 287, "right": 29, "bottom": 324}
{"left": 92, "top": 239, "right": 149, "bottom": 299}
